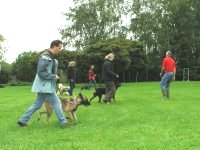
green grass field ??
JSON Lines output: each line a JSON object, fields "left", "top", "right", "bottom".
{"left": 1, "top": 82, "right": 200, "bottom": 149}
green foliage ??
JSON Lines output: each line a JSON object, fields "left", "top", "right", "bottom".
{"left": 60, "top": 0, "right": 128, "bottom": 49}
{"left": 57, "top": 37, "right": 146, "bottom": 83}
{"left": 0, "top": 34, "right": 6, "bottom": 62}
{"left": 130, "top": 0, "right": 200, "bottom": 80}
{"left": 13, "top": 51, "right": 38, "bottom": 82}
{"left": 0, "top": 61, "right": 13, "bottom": 84}
{"left": 7, "top": 80, "right": 32, "bottom": 86}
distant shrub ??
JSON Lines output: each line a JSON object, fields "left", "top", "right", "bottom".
{"left": 7, "top": 80, "right": 32, "bottom": 86}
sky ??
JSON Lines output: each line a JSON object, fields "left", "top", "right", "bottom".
{"left": 0, "top": 0, "right": 73, "bottom": 63}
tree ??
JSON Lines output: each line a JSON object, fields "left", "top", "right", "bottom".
{"left": 13, "top": 52, "right": 38, "bottom": 82}
{"left": 0, "top": 34, "right": 6, "bottom": 65}
{"left": 60, "top": 0, "right": 129, "bottom": 49}
{"left": 0, "top": 61, "right": 12, "bottom": 84}
{"left": 130, "top": 0, "right": 200, "bottom": 80}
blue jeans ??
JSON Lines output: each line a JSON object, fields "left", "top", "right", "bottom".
{"left": 160, "top": 72, "right": 175, "bottom": 91}
{"left": 88, "top": 80, "right": 96, "bottom": 90}
{"left": 19, "top": 92, "right": 67, "bottom": 125}
{"left": 68, "top": 80, "right": 75, "bottom": 96}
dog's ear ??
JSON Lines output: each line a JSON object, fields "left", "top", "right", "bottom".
{"left": 78, "top": 93, "right": 83, "bottom": 99}
{"left": 69, "top": 97, "right": 74, "bottom": 102}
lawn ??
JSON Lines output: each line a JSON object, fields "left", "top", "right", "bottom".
{"left": 1, "top": 82, "right": 200, "bottom": 149}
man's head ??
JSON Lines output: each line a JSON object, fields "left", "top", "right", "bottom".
{"left": 105, "top": 53, "right": 115, "bottom": 61}
{"left": 166, "top": 51, "right": 172, "bottom": 57}
{"left": 90, "top": 65, "right": 94, "bottom": 69}
{"left": 50, "top": 40, "right": 63, "bottom": 55}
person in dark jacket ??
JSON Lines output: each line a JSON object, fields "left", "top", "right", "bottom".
{"left": 102, "top": 53, "right": 118, "bottom": 104}
{"left": 67, "top": 61, "right": 76, "bottom": 96}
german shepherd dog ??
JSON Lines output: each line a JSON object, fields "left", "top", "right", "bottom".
{"left": 38, "top": 93, "right": 90, "bottom": 123}
{"left": 90, "top": 79, "right": 121, "bottom": 103}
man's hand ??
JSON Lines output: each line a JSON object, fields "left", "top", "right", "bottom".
{"left": 56, "top": 75, "right": 60, "bottom": 80}
{"left": 160, "top": 73, "right": 163, "bottom": 78}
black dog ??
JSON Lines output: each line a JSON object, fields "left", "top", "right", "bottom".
{"left": 90, "top": 80, "right": 121, "bottom": 103}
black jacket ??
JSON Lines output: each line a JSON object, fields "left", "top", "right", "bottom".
{"left": 67, "top": 66, "right": 74, "bottom": 80}
{"left": 102, "top": 60, "right": 117, "bottom": 81}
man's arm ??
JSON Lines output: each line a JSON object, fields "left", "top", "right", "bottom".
{"left": 104, "top": 62, "right": 117, "bottom": 78}
{"left": 160, "top": 67, "right": 165, "bottom": 77}
{"left": 174, "top": 67, "right": 176, "bottom": 80}
{"left": 37, "top": 57, "right": 56, "bottom": 80}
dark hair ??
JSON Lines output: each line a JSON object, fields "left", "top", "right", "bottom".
{"left": 50, "top": 40, "right": 63, "bottom": 48}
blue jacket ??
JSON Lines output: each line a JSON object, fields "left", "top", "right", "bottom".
{"left": 31, "top": 51, "right": 58, "bottom": 93}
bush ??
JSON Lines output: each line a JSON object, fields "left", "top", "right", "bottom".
{"left": 7, "top": 81, "right": 32, "bottom": 86}
{"left": 0, "top": 70, "right": 10, "bottom": 84}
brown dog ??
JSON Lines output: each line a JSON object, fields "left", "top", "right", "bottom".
{"left": 38, "top": 93, "right": 90, "bottom": 123}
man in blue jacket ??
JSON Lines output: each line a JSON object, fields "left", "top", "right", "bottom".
{"left": 17, "top": 40, "right": 69, "bottom": 127}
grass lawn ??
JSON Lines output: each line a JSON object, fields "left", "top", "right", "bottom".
{"left": 1, "top": 81, "right": 200, "bottom": 149}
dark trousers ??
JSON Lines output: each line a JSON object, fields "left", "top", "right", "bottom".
{"left": 88, "top": 80, "right": 97, "bottom": 90}
{"left": 104, "top": 81, "right": 116, "bottom": 102}
{"left": 68, "top": 80, "right": 75, "bottom": 96}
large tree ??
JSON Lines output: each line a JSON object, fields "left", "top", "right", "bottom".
{"left": 60, "top": 0, "right": 129, "bottom": 49}
{"left": 130, "top": 0, "right": 200, "bottom": 80}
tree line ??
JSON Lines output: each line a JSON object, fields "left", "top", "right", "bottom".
{"left": 1, "top": 38, "right": 147, "bottom": 84}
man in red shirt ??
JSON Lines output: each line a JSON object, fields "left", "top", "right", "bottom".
{"left": 160, "top": 51, "right": 176, "bottom": 99}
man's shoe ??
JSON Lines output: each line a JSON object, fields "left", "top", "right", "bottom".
{"left": 17, "top": 120, "right": 27, "bottom": 127}
{"left": 61, "top": 122, "right": 72, "bottom": 128}
{"left": 66, "top": 122, "right": 71, "bottom": 127}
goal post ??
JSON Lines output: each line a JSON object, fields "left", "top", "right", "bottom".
{"left": 183, "top": 68, "right": 189, "bottom": 81}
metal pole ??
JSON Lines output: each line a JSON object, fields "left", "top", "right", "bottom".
{"left": 123, "top": 72, "right": 125, "bottom": 83}
{"left": 136, "top": 71, "right": 138, "bottom": 82}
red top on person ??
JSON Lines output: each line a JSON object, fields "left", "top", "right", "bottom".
{"left": 162, "top": 56, "right": 176, "bottom": 73}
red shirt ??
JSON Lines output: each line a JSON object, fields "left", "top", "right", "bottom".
{"left": 88, "top": 69, "right": 96, "bottom": 80}
{"left": 162, "top": 57, "right": 176, "bottom": 73}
